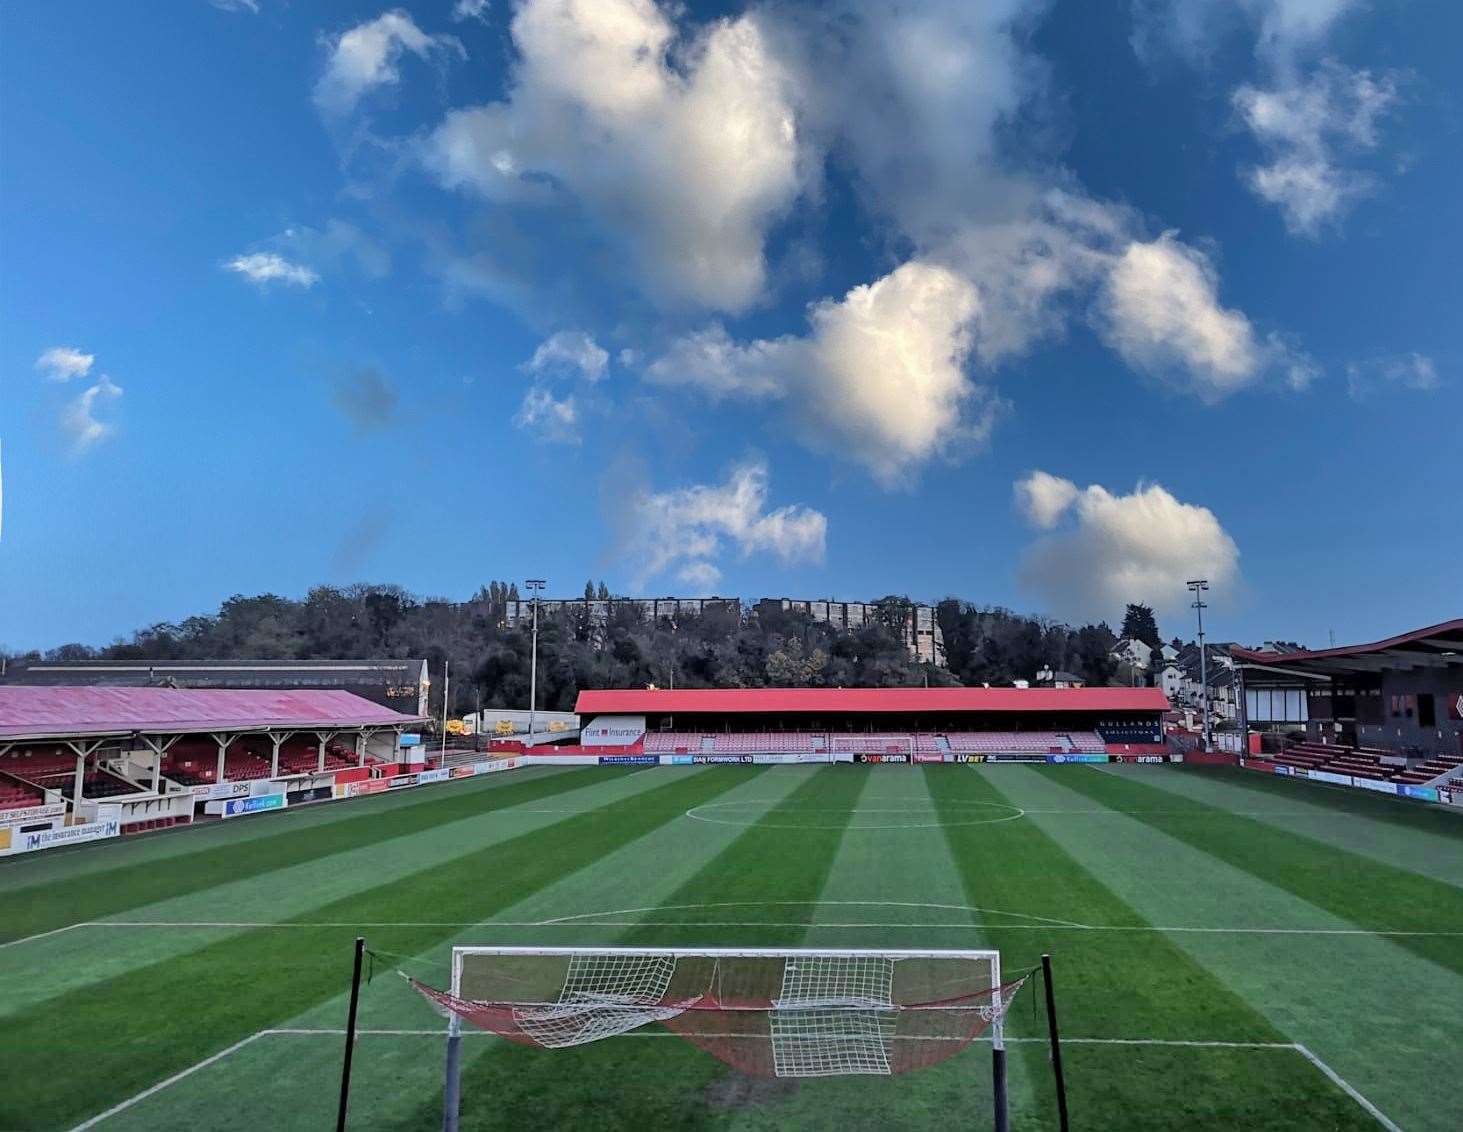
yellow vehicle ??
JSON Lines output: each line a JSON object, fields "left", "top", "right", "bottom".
{"left": 446, "top": 719, "right": 470, "bottom": 736}
{"left": 495, "top": 720, "right": 516, "bottom": 736}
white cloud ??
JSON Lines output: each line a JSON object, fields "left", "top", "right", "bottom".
{"left": 1131, "top": 3, "right": 1393, "bottom": 236}
{"left": 1346, "top": 352, "right": 1440, "bottom": 399}
{"left": 452, "top": 0, "right": 490, "bottom": 22}
{"left": 1094, "top": 233, "right": 1313, "bottom": 399}
{"left": 648, "top": 261, "right": 989, "bottom": 485}
{"left": 525, "top": 330, "right": 609, "bottom": 382}
{"left": 36, "top": 346, "right": 95, "bottom": 382}
{"left": 424, "top": 0, "right": 807, "bottom": 312}
{"left": 211, "top": 0, "right": 261, "bottom": 12}
{"left": 626, "top": 459, "right": 825, "bottom": 587}
{"left": 644, "top": 323, "right": 787, "bottom": 400}
{"left": 1013, "top": 470, "right": 1079, "bottom": 530}
{"left": 278, "top": 220, "right": 391, "bottom": 280}
{"left": 514, "top": 386, "right": 579, "bottom": 443}
{"left": 225, "top": 252, "right": 320, "bottom": 288}
{"left": 1095, "top": 234, "right": 1259, "bottom": 397}
{"left": 315, "top": 10, "right": 462, "bottom": 118}
{"left": 1235, "top": 63, "right": 1397, "bottom": 236}
{"left": 61, "top": 376, "right": 124, "bottom": 455}
{"left": 1017, "top": 473, "right": 1240, "bottom": 621}
{"left": 676, "top": 560, "right": 723, "bottom": 589}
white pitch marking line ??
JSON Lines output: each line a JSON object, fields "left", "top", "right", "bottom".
{"left": 0, "top": 920, "right": 92, "bottom": 951}
{"left": 54, "top": 919, "right": 1463, "bottom": 937}
{"left": 1294, "top": 1043, "right": 1403, "bottom": 1132}
{"left": 72, "top": 1030, "right": 1400, "bottom": 1131}
{"left": 533, "top": 901, "right": 1089, "bottom": 929}
{"left": 67, "top": 1029, "right": 271, "bottom": 1131}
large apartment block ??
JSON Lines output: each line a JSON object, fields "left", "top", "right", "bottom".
{"left": 501, "top": 595, "right": 944, "bottom": 666}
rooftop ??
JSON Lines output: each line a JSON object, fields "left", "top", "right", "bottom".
{"left": 1232, "top": 619, "right": 1463, "bottom": 676}
{"left": 0, "top": 687, "right": 424, "bottom": 742}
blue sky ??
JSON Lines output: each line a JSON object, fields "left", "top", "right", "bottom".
{"left": 2, "top": 0, "right": 1458, "bottom": 653}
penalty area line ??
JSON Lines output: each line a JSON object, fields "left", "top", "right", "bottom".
{"left": 67, "top": 1030, "right": 271, "bottom": 1131}
{"left": 46, "top": 919, "right": 1463, "bottom": 938}
{"left": 70, "top": 1030, "right": 1399, "bottom": 1132}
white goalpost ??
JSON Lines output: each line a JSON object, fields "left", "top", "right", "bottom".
{"left": 411, "top": 946, "right": 1026, "bottom": 1131}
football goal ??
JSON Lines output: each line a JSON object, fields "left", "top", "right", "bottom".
{"left": 408, "top": 946, "right": 1028, "bottom": 1130}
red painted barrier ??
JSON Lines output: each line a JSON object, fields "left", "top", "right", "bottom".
{"left": 333, "top": 766, "right": 371, "bottom": 785}
{"left": 1184, "top": 751, "right": 1239, "bottom": 766}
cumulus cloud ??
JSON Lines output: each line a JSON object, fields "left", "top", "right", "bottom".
{"left": 225, "top": 252, "right": 320, "bottom": 288}
{"left": 525, "top": 330, "right": 609, "bottom": 382}
{"left": 1094, "top": 233, "right": 1313, "bottom": 399}
{"left": 424, "top": 0, "right": 807, "bottom": 311}
{"left": 61, "top": 376, "right": 124, "bottom": 454}
{"left": 1235, "top": 63, "right": 1398, "bottom": 236}
{"left": 1346, "top": 352, "right": 1440, "bottom": 399}
{"left": 514, "top": 386, "right": 579, "bottom": 443}
{"left": 1017, "top": 473, "right": 1240, "bottom": 621}
{"left": 1132, "top": 3, "right": 1394, "bottom": 236}
{"left": 452, "top": 0, "right": 490, "bottom": 22}
{"left": 37, "top": 347, "right": 122, "bottom": 453}
{"left": 331, "top": 369, "right": 400, "bottom": 433}
{"left": 648, "top": 261, "right": 990, "bottom": 485}
{"left": 315, "top": 10, "right": 462, "bottom": 118}
{"left": 624, "top": 459, "right": 826, "bottom": 588}
{"left": 1013, "top": 470, "right": 1080, "bottom": 530}
{"left": 36, "top": 346, "right": 95, "bottom": 382}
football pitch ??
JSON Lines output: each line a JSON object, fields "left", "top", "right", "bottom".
{"left": 3, "top": 763, "right": 1460, "bottom": 1131}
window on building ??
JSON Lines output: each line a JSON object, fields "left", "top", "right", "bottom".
{"left": 1418, "top": 693, "right": 1436, "bottom": 728}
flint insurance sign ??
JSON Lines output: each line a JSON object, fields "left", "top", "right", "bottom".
{"left": 583, "top": 715, "right": 646, "bottom": 746}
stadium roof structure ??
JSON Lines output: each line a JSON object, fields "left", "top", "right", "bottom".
{"left": 576, "top": 686, "right": 1169, "bottom": 715}
{"left": 1231, "top": 619, "right": 1463, "bottom": 676}
{"left": 0, "top": 687, "right": 425, "bottom": 742}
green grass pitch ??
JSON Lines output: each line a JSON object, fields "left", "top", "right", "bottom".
{"left": 2, "top": 762, "right": 1460, "bottom": 1130}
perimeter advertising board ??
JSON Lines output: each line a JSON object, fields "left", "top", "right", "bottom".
{"left": 598, "top": 754, "right": 658, "bottom": 766}
{"left": 583, "top": 715, "right": 647, "bottom": 747}
{"left": 693, "top": 754, "right": 753, "bottom": 764}
{"left": 854, "top": 753, "right": 909, "bottom": 764}
{"left": 192, "top": 782, "right": 249, "bottom": 800}
{"left": 222, "top": 794, "right": 286, "bottom": 817}
{"left": 0, "top": 801, "right": 67, "bottom": 826}
{"left": 0, "top": 819, "right": 120, "bottom": 855}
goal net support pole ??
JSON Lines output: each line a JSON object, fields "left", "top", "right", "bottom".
{"left": 427, "top": 946, "right": 1024, "bottom": 1130}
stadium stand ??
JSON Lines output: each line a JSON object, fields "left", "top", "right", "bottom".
{"left": 1392, "top": 751, "right": 1463, "bottom": 785}
{"left": 0, "top": 774, "right": 44, "bottom": 810}
{"left": 646, "top": 729, "right": 1108, "bottom": 755}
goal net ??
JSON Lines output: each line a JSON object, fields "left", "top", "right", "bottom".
{"left": 410, "top": 947, "right": 1025, "bottom": 1080}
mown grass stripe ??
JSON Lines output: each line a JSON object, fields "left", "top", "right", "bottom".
{"left": 433, "top": 766, "right": 872, "bottom": 1130}
{"left": 999, "top": 764, "right": 1457, "bottom": 1132}
{"left": 1174, "top": 764, "right": 1463, "bottom": 840}
{"left": 2, "top": 769, "right": 754, "bottom": 1131}
{"left": 1052, "top": 766, "right": 1463, "bottom": 976}
{"left": 1116, "top": 763, "right": 1463, "bottom": 889}
{"left": 0, "top": 766, "right": 570, "bottom": 895}
{"left": 0, "top": 767, "right": 608, "bottom": 944}
{"left": 927, "top": 767, "right": 1376, "bottom": 1132}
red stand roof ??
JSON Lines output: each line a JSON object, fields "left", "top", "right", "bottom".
{"left": 576, "top": 686, "right": 1169, "bottom": 716}
{"left": 0, "top": 687, "right": 422, "bottom": 741}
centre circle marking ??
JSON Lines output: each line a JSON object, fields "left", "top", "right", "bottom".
{"left": 684, "top": 797, "right": 1025, "bottom": 830}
